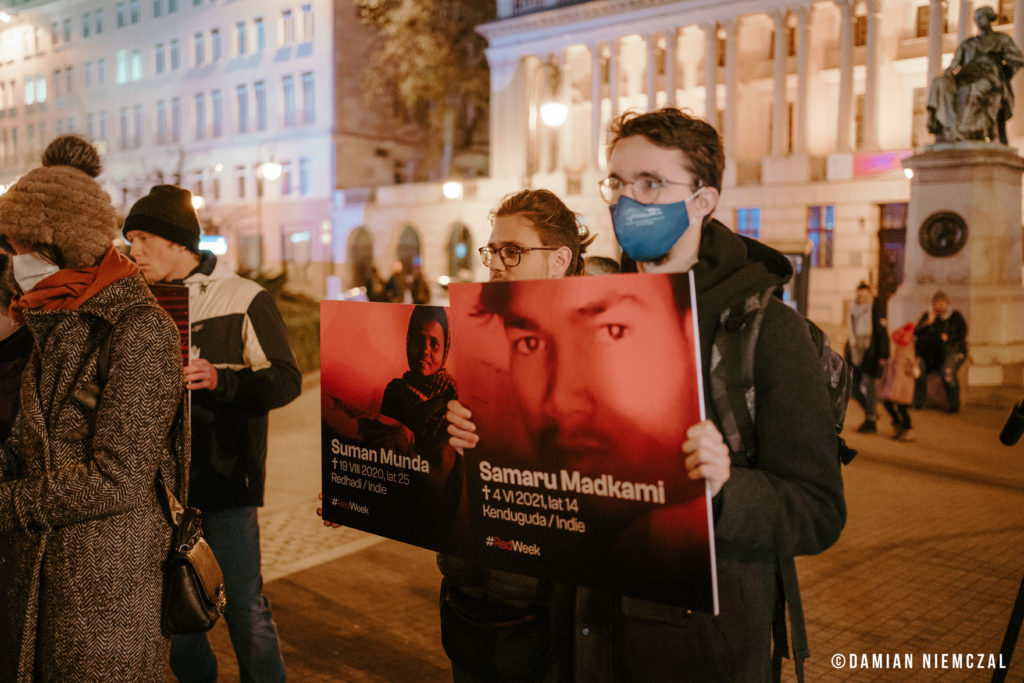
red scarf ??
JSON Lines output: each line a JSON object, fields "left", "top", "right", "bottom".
{"left": 9, "top": 247, "right": 140, "bottom": 323}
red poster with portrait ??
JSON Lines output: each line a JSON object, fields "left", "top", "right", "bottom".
{"left": 321, "top": 271, "right": 717, "bottom": 613}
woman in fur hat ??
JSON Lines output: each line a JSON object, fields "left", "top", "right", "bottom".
{"left": 0, "top": 135, "right": 188, "bottom": 680}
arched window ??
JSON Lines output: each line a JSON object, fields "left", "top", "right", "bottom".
{"left": 348, "top": 226, "right": 373, "bottom": 287}
{"left": 447, "top": 223, "right": 473, "bottom": 279}
{"left": 396, "top": 224, "right": 421, "bottom": 274}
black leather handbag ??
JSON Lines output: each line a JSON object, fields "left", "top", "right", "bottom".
{"left": 159, "top": 476, "right": 227, "bottom": 635}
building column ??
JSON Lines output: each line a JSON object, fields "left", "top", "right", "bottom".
{"left": 794, "top": 4, "right": 812, "bottom": 156}
{"left": 559, "top": 47, "right": 573, "bottom": 172}
{"left": 704, "top": 22, "right": 717, "bottom": 123}
{"left": 771, "top": 9, "right": 786, "bottom": 156}
{"left": 608, "top": 38, "right": 621, "bottom": 121}
{"left": 664, "top": 28, "right": 678, "bottom": 108}
{"left": 722, "top": 18, "right": 737, "bottom": 158}
{"left": 645, "top": 32, "right": 658, "bottom": 111}
{"left": 928, "top": 0, "right": 946, "bottom": 81}
{"left": 957, "top": 0, "right": 973, "bottom": 45}
{"left": 590, "top": 42, "right": 602, "bottom": 170}
{"left": 863, "top": 0, "right": 883, "bottom": 150}
{"left": 836, "top": 0, "right": 853, "bottom": 152}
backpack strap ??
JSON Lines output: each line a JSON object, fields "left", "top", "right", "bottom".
{"left": 709, "top": 288, "right": 773, "bottom": 467}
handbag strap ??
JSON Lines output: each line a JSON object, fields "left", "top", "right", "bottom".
{"left": 96, "top": 302, "right": 187, "bottom": 529}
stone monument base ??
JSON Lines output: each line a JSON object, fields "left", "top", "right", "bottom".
{"left": 894, "top": 144, "right": 1024, "bottom": 407}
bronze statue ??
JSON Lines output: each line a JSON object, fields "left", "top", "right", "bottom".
{"left": 927, "top": 5, "right": 1024, "bottom": 144}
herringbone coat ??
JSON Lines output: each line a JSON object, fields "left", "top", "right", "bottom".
{"left": 0, "top": 274, "right": 188, "bottom": 682}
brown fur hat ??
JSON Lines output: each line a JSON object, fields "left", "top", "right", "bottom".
{"left": 0, "top": 135, "right": 118, "bottom": 269}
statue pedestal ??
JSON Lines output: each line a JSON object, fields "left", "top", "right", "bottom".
{"left": 894, "top": 144, "right": 1024, "bottom": 405}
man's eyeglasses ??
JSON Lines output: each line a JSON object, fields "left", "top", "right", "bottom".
{"left": 479, "top": 245, "right": 560, "bottom": 268}
{"left": 598, "top": 174, "right": 695, "bottom": 205}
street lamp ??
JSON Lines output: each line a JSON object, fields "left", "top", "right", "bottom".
{"left": 256, "top": 161, "right": 281, "bottom": 268}
{"left": 191, "top": 194, "right": 205, "bottom": 211}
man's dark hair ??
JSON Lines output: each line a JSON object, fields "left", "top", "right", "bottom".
{"left": 490, "top": 189, "right": 595, "bottom": 276}
{"left": 608, "top": 108, "right": 725, "bottom": 192}
{"left": 856, "top": 281, "right": 871, "bottom": 292}
{"left": 584, "top": 256, "right": 621, "bottom": 275}
{"left": 933, "top": 290, "right": 949, "bottom": 303}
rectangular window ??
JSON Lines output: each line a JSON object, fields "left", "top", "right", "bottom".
{"left": 998, "top": 0, "right": 1016, "bottom": 24}
{"left": 194, "top": 32, "right": 204, "bottom": 66}
{"left": 133, "top": 104, "right": 142, "bottom": 147}
{"left": 97, "top": 58, "right": 106, "bottom": 85}
{"left": 235, "top": 164, "right": 246, "bottom": 199}
{"left": 170, "top": 39, "right": 180, "bottom": 70}
{"left": 171, "top": 97, "right": 181, "bottom": 142}
{"left": 854, "top": 15, "right": 867, "bottom": 47}
{"left": 156, "top": 43, "right": 165, "bottom": 73}
{"left": 282, "top": 75, "right": 295, "bottom": 126}
{"left": 96, "top": 9, "right": 104, "bottom": 34}
{"left": 281, "top": 160, "right": 292, "bottom": 195}
{"left": 169, "top": 0, "right": 178, "bottom": 13}
{"left": 156, "top": 99, "right": 166, "bottom": 144}
{"left": 736, "top": 208, "right": 761, "bottom": 239}
{"left": 255, "top": 80, "right": 266, "bottom": 131}
{"left": 211, "top": 28, "right": 221, "bottom": 60}
{"left": 85, "top": 61, "right": 92, "bottom": 87}
{"left": 194, "top": 0, "right": 201, "bottom": 5}
{"left": 301, "top": 71, "right": 314, "bottom": 124}
{"left": 153, "top": 0, "right": 162, "bottom": 18}
{"left": 301, "top": 4, "right": 313, "bottom": 42}
{"left": 83, "top": 13, "right": 91, "bottom": 38}
{"left": 24, "top": 77, "right": 35, "bottom": 106}
{"left": 281, "top": 10, "right": 294, "bottom": 46}
{"left": 27, "top": 124, "right": 34, "bottom": 157}
{"left": 299, "top": 157, "right": 310, "bottom": 195}
{"left": 117, "top": 50, "right": 128, "bottom": 84}
{"left": 236, "top": 83, "right": 248, "bottom": 133}
{"left": 120, "top": 106, "right": 129, "bottom": 149}
{"left": 255, "top": 17, "right": 265, "bottom": 50}
{"left": 56, "top": 119, "right": 64, "bottom": 136}
{"left": 131, "top": 49, "right": 142, "bottom": 81}
{"left": 65, "top": 66, "right": 72, "bottom": 94}
{"left": 117, "top": 3, "right": 126, "bottom": 29}
{"left": 87, "top": 112, "right": 94, "bottom": 139}
{"left": 99, "top": 111, "right": 107, "bottom": 141}
{"left": 212, "top": 176, "right": 221, "bottom": 201}
{"left": 236, "top": 21, "right": 247, "bottom": 55}
{"left": 130, "top": 0, "right": 140, "bottom": 24}
{"left": 53, "top": 69, "right": 60, "bottom": 98}
{"left": 211, "top": 89, "right": 222, "bottom": 137}
{"left": 36, "top": 74, "right": 46, "bottom": 102}
{"left": 63, "top": 18, "right": 72, "bottom": 42}
{"left": 195, "top": 93, "right": 205, "bottom": 140}
{"left": 808, "top": 205, "right": 835, "bottom": 268}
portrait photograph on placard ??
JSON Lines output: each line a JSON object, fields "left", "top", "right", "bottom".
{"left": 447, "top": 271, "right": 716, "bottom": 612}
{"left": 320, "top": 302, "right": 467, "bottom": 552}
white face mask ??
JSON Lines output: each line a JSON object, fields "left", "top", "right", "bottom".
{"left": 12, "top": 252, "right": 60, "bottom": 293}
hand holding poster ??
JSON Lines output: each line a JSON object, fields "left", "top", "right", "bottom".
{"left": 321, "top": 271, "right": 717, "bottom": 613}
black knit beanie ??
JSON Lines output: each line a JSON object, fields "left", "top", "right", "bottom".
{"left": 122, "top": 185, "right": 201, "bottom": 252}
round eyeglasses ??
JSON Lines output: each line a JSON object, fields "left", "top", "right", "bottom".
{"left": 598, "top": 175, "right": 695, "bottom": 205}
{"left": 479, "top": 245, "right": 560, "bottom": 268}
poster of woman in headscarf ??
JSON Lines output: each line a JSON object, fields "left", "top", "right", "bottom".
{"left": 321, "top": 302, "right": 466, "bottom": 552}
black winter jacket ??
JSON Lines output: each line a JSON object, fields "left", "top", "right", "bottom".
{"left": 184, "top": 254, "right": 301, "bottom": 510}
{"left": 571, "top": 220, "right": 846, "bottom": 682}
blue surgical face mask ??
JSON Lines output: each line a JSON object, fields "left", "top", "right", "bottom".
{"left": 610, "top": 189, "right": 703, "bottom": 263}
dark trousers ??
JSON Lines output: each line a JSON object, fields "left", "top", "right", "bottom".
{"left": 851, "top": 366, "right": 878, "bottom": 421}
{"left": 883, "top": 400, "right": 911, "bottom": 429}
{"left": 914, "top": 352, "right": 965, "bottom": 412}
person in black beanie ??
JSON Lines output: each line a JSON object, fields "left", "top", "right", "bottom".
{"left": 124, "top": 184, "right": 301, "bottom": 683}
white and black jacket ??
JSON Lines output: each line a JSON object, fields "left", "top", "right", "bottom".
{"left": 184, "top": 253, "right": 301, "bottom": 510}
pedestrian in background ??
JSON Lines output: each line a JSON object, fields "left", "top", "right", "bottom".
{"left": 124, "top": 184, "right": 301, "bottom": 683}
{"left": 881, "top": 322, "right": 917, "bottom": 441}
{"left": 0, "top": 135, "right": 187, "bottom": 680}
{"left": 913, "top": 290, "right": 968, "bottom": 412}
{"left": 844, "top": 281, "right": 889, "bottom": 433}
{"left": 0, "top": 253, "right": 31, "bottom": 442}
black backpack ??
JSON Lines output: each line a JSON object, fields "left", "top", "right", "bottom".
{"left": 708, "top": 286, "right": 854, "bottom": 683}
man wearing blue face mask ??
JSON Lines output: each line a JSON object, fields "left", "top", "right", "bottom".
{"left": 563, "top": 109, "right": 846, "bottom": 682}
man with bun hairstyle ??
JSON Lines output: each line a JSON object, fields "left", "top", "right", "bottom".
{"left": 124, "top": 185, "right": 301, "bottom": 683}
{"left": 0, "top": 135, "right": 187, "bottom": 679}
